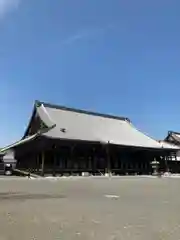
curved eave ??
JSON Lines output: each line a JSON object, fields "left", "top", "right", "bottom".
{"left": 0, "top": 134, "right": 38, "bottom": 154}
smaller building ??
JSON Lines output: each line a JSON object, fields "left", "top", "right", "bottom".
{"left": 165, "top": 131, "right": 180, "bottom": 146}
{"left": 165, "top": 131, "right": 180, "bottom": 160}
{"left": 162, "top": 131, "right": 180, "bottom": 172}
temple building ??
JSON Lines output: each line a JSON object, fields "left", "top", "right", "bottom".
{"left": 0, "top": 100, "right": 179, "bottom": 176}
{"left": 161, "top": 131, "right": 180, "bottom": 172}
{"left": 165, "top": 131, "right": 180, "bottom": 147}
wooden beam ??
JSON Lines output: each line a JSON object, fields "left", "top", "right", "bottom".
{"left": 14, "top": 169, "right": 41, "bottom": 178}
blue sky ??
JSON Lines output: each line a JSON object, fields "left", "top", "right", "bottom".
{"left": 0, "top": 0, "right": 180, "bottom": 146}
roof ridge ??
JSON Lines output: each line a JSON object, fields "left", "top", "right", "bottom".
{"left": 169, "top": 131, "right": 180, "bottom": 135}
{"left": 35, "top": 100, "right": 130, "bottom": 122}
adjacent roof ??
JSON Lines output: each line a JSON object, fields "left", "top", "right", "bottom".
{"left": 165, "top": 131, "right": 180, "bottom": 144}
{"left": 30, "top": 100, "right": 176, "bottom": 150}
{"left": 158, "top": 141, "right": 180, "bottom": 150}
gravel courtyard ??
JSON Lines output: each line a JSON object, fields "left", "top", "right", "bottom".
{"left": 0, "top": 177, "right": 180, "bottom": 240}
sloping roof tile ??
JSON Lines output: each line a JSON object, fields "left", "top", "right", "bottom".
{"left": 165, "top": 131, "right": 180, "bottom": 144}
{"left": 36, "top": 101, "right": 166, "bottom": 149}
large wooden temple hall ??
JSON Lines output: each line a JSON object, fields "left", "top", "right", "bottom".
{"left": 0, "top": 100, "right": 179, "bottom": 176}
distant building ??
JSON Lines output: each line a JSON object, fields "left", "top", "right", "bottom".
{"left": 164, "top": 131, "right": 180, "bottom": 162}
{"left": 0, "top": 101, "right": 179, "bottom": 176}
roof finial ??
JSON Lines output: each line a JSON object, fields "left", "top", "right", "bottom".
{"left": 35, "top": 100, "right": 41, "bottom": 108}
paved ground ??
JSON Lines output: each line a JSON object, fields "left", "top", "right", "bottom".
{"left": 0, "top": 177, "right": 180, "bottom": 240}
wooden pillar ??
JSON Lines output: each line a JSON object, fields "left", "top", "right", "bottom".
{"left": 53, "top": 154, "right": 56, "bottom": 176}
{"left": 88, "top": 157, "right": 91, "bottom": 172}
{"left": 41, "top": 152, "right": 45, "bottom": 176}
{"left": 52, "top": 145, "right": 56, "bottom": 176}
{"left": 164, "top": 155, "right": 168, "bottom": 172}
{"left": 106, "top": 142, "right": 111, "bottom": 176}
{"left": 70, "top": 145, "right": 74, "bottom": 175}
{"left": 36, "top": 154, "right": 40, "bottom": 173}
{"left": 92, "top": 147, "right": 96, "bottom": 175}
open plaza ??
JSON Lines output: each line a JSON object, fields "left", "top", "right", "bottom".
{"left": 0, "top": 176, "right": 180, "bottom": 240}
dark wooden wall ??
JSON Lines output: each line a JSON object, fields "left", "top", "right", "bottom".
{"left": 14, "top": 137, "right": 179, "bottom": 176}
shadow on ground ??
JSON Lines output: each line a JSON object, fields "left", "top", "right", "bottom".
{"left": 0, "top": 192, "right": 66, "bottom": 201}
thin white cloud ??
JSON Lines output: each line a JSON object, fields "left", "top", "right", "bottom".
{"left": 63, "top": 32, "right": 90, "bottom": 45}
{"left": 62, "top": 25, "right": 114, "bottom": 45}
{"left": 0, "top": 0, "right": 19, "bottom": 18}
